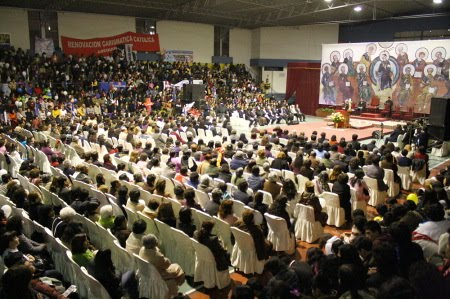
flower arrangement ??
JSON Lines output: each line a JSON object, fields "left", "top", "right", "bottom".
{"left": 330, "top": 112, "right": 345, "bottom": 123}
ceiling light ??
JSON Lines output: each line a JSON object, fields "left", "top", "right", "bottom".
{"left": 354, "top": 6, "right": 362, "bottom": 12}
{"left": 324, "top": 0, "right": 332, "bottom": 2}
{"left": 433, "top": 0, "right": 442, "bottom": 4}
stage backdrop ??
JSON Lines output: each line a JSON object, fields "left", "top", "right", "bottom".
{"left": 319, "top": 40, "right": 450, "bottom": 114}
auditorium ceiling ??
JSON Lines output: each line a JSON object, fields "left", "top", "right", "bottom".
{"left": 3, "top": 0, "right": 450, "bottom": 28}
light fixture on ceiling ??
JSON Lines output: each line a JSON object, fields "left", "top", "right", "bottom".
{"left": 354, "top": 6, "right": 362, "bottom": 12}
{"left": 433, "top": 0, "right": 443, "bottom": 4}
{"left": 48, "top": 25, "right": 51, "bottom": 31}
{"left": 324, "top": 0, "right": 332, "bottom": 2}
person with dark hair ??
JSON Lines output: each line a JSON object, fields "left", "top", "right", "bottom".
{"left": 350, "top": 169, "right": 370, "bottom": 203}
{"left": 0, "top": 265, "right": 44, "bottom": 299}
{"left": 126, "top": 189, "right": 145, "bottom": 213}
{"left": 365, "top": 155, "right": 389, "bottom": 191}
{"left": 311, "top": 272, "right": 333, "bottom": 298}
{"left": 88, "top": 249, "right": 138, "bottom": 299}
{"left": 205, "top": 188, "right": 223, "bottom": 216}
{"left": 332, "top": 173, "right": 352, "bottom": 223}
{"left": 233, "top": 210, "right": 272, "bottom": 261}
{"left": 231, "top": 285, "right": 254, "bottom": 299}
{"left": 397, "top": 149, "right": 412, "bottom": 167}
{"left": 377, "top": 276, "right": 416, "bottom": 299}
{"left": 6, "top": 215, "right": 47, "bottom": 256}
{"left": 194, "top": 221, "right": 230, "bottom": 272}
{"left": 125, "top": 219, "right": 147, "bottom": 254}
{"left": 111, "top": 215, "right": 131, "bottom": 248}
{"left": 367, "top": 242, "right": 399, "bottom": 289}
{"left": 142, "top": 173, "right": 157, "bottom": 193}
{"left": 247, "top": 165, "right": 265, "bottom": 191}
{"left": 177, "top": 207, "right": 196, "bottom": 237}
{"left": 218, "top": 199, "right": 238, "bottom": 225}
{"left": 409, "top": 260, "right": 447, "bottom": 299}
{"left": 71, "top": 233, "right": 95, "bottom": 267}
{"left": 232, "top": 180, "right": 252, "bottom": 205}
{"left": 339, "top": 263, "right": 374, "bottom": 299}
{"left": 365, "top": 220, "right": 392, "bottom": 248}
{"left": 268, "top": 195, "right": 292, "bottom": 230}
{"left": 156, "top": 202, "right": 177, "bottom": 228}
{"left": 184, "top": 188, "right": 203, "bottom": 211}
{"left": 265, "top": 257, "right": 300, "bottom": 297}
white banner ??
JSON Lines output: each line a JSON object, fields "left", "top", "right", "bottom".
{"left": 319, "top": 40, "right": 450, "bottom": 114}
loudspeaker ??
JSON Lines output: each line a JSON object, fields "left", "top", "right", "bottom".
{"left": 428, "top": 125, "right": 450, "bottom": 141}
{"left": 183, "top": 84, "right": 205, "bottom": 103}
{"left": 429, "top": 97, "right": 450, "bottom": 126}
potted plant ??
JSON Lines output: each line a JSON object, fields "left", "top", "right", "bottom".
{"left": 330, "top": 112, "right": 345, "bottom": 128}
{"left": 315, "top": 107, "right": 335, "bottom": 117}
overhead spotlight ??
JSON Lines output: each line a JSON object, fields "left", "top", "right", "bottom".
{"left": 433, "top": 0, "right": 442, "bottom": 4}
{"left": 48, "top": 25, "right": 51, "bottom": 31}
{"left": 354, "top": 6, "right": 362, "bottom": 12}
{"left": 324, "top": 0, "right": 332, "bottom": 2}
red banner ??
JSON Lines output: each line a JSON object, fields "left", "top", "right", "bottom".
{"left": 61, "top": 31, "right": 160, "bottom": 56}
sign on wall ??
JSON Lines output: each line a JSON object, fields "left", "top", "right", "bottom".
{"left": 0, "top": 33, "right": 11, "bottom": 47}
{"left": 163, "top": 50, "right": 194, "bottom": 62}
{"left": 61, "top": 31, "right": 160, "bottom": 56}
{"left": 35, "top": 37, "right": 54, "bottom": 55}
{"left": 319, "top": 40, "right": 450, "bottom": 114}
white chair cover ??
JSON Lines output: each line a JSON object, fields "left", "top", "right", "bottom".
{"left": 243, "top": 206, "right": 263, "bottom": 226}
{"left": 123, "top": 205, "right": 140, "bottom": 230}
{"left": 137, "top": 211, "right": 160, "bottom": 237}
{"left": 191, "top": 239, "right": 231, "bottom": 289}
{"left": 231, "top": 199, "right": 246, "bottom": 218}
{"left": 364, "top": 176, "right": 387, "bottom": 206}
{"left": 257, "top": 190, "right": 273, "bottom": 206}
{"left": 293, "top": 204, "right": 324, "bottom": 243}
{"left": 411, "top": 164, "right": 427, "bottom": 185}
{"left": 397, "top": 166, "right": 412, "bottom": 191}
{"left": 133, "top": 253, "right": 170, "bottom": 299}
{"left": 213, "top": 216, "right": 233, "bottom": 254}
{"left": 321, "top": 192, "right": 346, "bottom": 227}
{"left": 194, "top": 189, "right": 210, "bottom": 209}
{"left": 230, "top": 227, "right": 266, "bottom": 274}
{"left": 383, "top": 169, "right": 400, "bottom": 198}
{"left": 66, "top": 251, "right": 89, "bottom": 298}
{"left": 170, "top": 228, "right": 196, "bottom": 276}
{"left": 111, "top": 240, "right": 134, "bottom": 274}
{"left": 154, "top": 218, "right": 177, "bottom": 261}
{"left": 296, "top": 175, "right": 309, "bottom": 194}
{"left": 80, "top": 267, "right": 112, "bottom": 299}
{"left": 264, "top": 213, "right": 295, "bottom": 254}
{"left": 350, "top": 187, "right": 367, "bottom": 214}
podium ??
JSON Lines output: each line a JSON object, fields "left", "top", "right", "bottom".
{"left": 336, "top": 110, "right": 351, "bottom": 128}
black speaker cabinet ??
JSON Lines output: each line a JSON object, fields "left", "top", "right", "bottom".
{"left": 428, "top": 125, "right": 450, "bottom": 141}
{"left": 182, "top": 84, "right": 205, "bottom": 103}
{"left": 430, "top": 97, "right": 450, "bottom": 126}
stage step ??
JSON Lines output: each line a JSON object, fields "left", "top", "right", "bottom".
{"left": 361, "top": 113, "right": 383, "bottom": 118}
{"left": 352, "top": 115, "right": 389, "bottom": 122}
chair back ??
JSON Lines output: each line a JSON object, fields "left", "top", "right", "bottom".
{"left": 264, "top": 213, "right": 289, "bottom": 233}
{"left": 213, "top": 216, "right": 233, "bottom": 253}
{"left": 299, "top": 204, "right": 316, "bottom": 222}
{"left": 230, "top": 227, "right": 255, "bottom": 251}
{"left": 137, "top": 211, "right": 160, "bottom": 236}
{"left": 80, "top": 267, "right": 112, "bottom": 299}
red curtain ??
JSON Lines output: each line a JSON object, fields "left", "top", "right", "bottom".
{"left": 286, "top": 62, "right": 321, "bottom": 115}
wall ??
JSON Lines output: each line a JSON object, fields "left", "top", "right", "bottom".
{"left": 229, "top": 28, "right": 251, "bottom": 65}
{"left": 0, "top": 7, "right": 30, "bottom": 50}
{"left": 258, "top": 24, "right": 339, "bottom": 60}
{"left": 157, "top": 21, "right": 213, "bottom": 63}
{"left": 57, "top": 11, "right": 136, "bottom": 42}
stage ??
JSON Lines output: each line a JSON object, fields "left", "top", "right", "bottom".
{"left": 266, "top": 116, "right": 406, "bottom": 141}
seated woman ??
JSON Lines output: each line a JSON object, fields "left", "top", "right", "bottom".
{"left": 267, "top": 195, "right": 292, "bottom": 231}
{"left": 111, "top": 215, "right": 131, "bottom": 248}
{"left": 329, "top": 165, "right": 343, "bottom": 183}
{"left": 349, "top": 169, "right": 370, "bottom": 203}
{"left": 88, "top": 249, "right": 138, "bottom": 299}
{"left": 218, "top": 199, "right": 239, "bottom": 225}
{"left": 71, "top": 233, "right": 96, "bottom": 268}
{"left": 139, "top": 234, "right": 185, "bottom": 294}
{"left": 316, "top": 171, "right": 331, "bottom": 195}
{"left": 332, "top": 173, "right": 352, "bottom": 223}
{"left": 97, "top": 205, "right": 115, "bottom": 229}
{"left": 6, "top": 216, "right": 47, "bottom": 256}
{"left": 177, "top": 207, "right": 196, "bottom": 237}
{"left": 194, "top": 221, "right": 230, "bottom": 272}
{"left": 156, "top": 202, "right": 177, "bottom": 228}
{"left": 233, "top": 210, "right": 272, "bottom": 261}
{"left": 299, "top": 182, "right": 328, "bottom": 227}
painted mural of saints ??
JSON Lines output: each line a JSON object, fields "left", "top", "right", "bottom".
{"left": 356, "top": 64, "right": 371, "bottom": 103}
{"left": 321, "top": 63, "right": 336, "bottom": 105}
{"left": 416, "top": 65, "right": 438, "bottom": 113}
{"left": 432, "top": 47, "right": 449, "bottom": 81}
{"left": 343, "top": 49, "right": 355, "bottom": 76}
{"left": 413, "top": 48, "right": 428, "bottom": 73}
{"left": 338, "top": 64, "right": 354, "bottom": 101}
{"left": 377, "top": 52, "right": 393, "bottom": 91}
{"left": 330, "top": 51, "right": 341, "bottom": 74}
{"left": 397, "top": 64, "right": 415, "bottom": 107}
{"left": 396, "top": 43, "right": 409, "bottom": 70}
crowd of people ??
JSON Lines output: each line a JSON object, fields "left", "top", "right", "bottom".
{"left": 0, "top": 47, "right": 449, "bottom": 299}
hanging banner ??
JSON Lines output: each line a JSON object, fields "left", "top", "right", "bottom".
{"left": 61, "top": 31, "right": 160, "bottom": 56}
{"left": 35, "top": 37, "right": 54, "bottom": 55}
{"left": 124, "top": 44, "right": 135, "bottom": 62}
{"left": 319, "top": 40, "right": 450, "bottom": 114}
{"left": 0, "top": 33, "right": 11, "bottom": 47}
{"left": 163, "top": 50, "right": 194, "bottom": 62}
